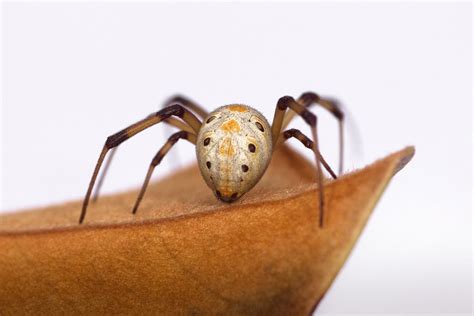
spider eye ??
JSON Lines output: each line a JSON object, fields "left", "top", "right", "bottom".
{"left": 248, "top": 144, "right": 256, "bottom": 153}
{"left": 206, "top": 161, "right": 211, "bottom": 169}
{"left": 241, "top": 165, "right": 249, "bottom": 172}
{"left": 204, "top": 137, "right": 211, "bottom": 146}
{"left": 206, "top": 116, "right": 216, "bottom": 124}
{"left": 255, "top": 122, "right": 264, "bottom": 132}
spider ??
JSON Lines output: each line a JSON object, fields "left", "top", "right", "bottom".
{"left": 79, "top": 92, "right": 344, "bottom": 227}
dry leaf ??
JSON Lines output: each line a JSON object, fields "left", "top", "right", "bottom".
{"left": 0, "top": 145, "right": 414, "bottom": 315}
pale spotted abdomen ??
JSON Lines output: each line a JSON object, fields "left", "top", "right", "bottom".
{"left": 196, "top": 104, "right": 273, "bottom": 202}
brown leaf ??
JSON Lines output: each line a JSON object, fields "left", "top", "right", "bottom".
{"left": 0, "top": 145, "right": 414, "bottom": 315}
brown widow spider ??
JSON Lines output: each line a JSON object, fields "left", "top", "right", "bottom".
{"left": 79, "top": 92, "right": 344, "bottom": 227}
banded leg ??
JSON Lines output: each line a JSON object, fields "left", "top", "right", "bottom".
{"left": 159, "top": 95, "right": 206, "bottom": 170}
{"left": 282, "top": 92, "right": 344, "bottom": 175}
{"left": 79, "top": 104, "right": 202, "bottom": 224}
{"left": 161, "top": 95, "right": 207, "bottom": 134}
{"left": 92, "top": 96, "right": 206, "bottom": 201}
{"left": 132, "top": 131, "right": 197, "bottom": 214}
{"left": 163, "top": 94, "right": 208, "bottom": 119}
{"left": 92, "top": 114, "right": 195, "bottom": 202}
{"left": 281, "top": 129, "right": 337, "bottom": 180}
{"left": 271, "top": 96, "right": 326, "bottom": 227}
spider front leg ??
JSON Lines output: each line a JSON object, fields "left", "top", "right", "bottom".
{"left": 271, "top": 96, "right": 327, "bottom": 227}
{"left": 132, "top": 131, "right": 197, "bottom": 214}
{"left": 92, "top": 95, "right": 206, "bottom": 202}
{"left": 79, "top": 104, "right": 202, "bottom": 224}
{"left": 282, "top": 91, "right": 344, "bottom": 175}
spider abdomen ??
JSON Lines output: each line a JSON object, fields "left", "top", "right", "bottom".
{"left": 196, "top": 104, "right": 273, "bottom": 202}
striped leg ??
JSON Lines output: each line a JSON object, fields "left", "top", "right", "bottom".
{"left": 163, "top": 94, "right": 208, "bottom": 119}
{"left": 132, "top": 131, "right": 197, "bottom": 214}
{"left": 282, "top": 92, "right": 344, "bottom": 175}
{"left": 281, "top": 128, "right": 337, "bottom": 180}
{"left": 161, "top": 95, "right": 208, "bottom": 133}
{"left": 271, "top": 96, "right": 326, "bottom": 227}
{"left": 79, "top": 104, "right": 202, "bottom": 224}
{"left": 92, "top": 95, "right": 206, "bottom": 202}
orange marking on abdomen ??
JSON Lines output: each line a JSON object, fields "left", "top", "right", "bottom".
{"left": 227, "top": 105, "right": 248, "bottom": 112}
{"left": 220, "top": 119, "right": 241, "bottom": 133}
{"left": 218, "top": 157, "right": 233, "bottom": 196}
{"left": 219, "top": 138, "right": 235, "bottom": 157}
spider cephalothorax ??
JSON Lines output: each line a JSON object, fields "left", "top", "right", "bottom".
{"left": 79, "top": 92, "right": 344, "bottom": 227}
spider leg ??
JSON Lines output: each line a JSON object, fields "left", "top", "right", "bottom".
{"left": 271, "top": 96, "right": 326, "bottom": 227}
{"left": 91, "top": 118, "right": 193, "bottom": 202}
{"left": 79, "top": 104, "right": 202, "bottom": 224}
{"left": 92, "top": 117, "right": 194, "bottom": 202}
{"left": 161, "top": 94, "right": 208, "bottom": 134}
{"left": 91, "top": 95, "right": 205, "bottom": 202}
{"left": 132, "top": 131, "right": 197, "bottom": 214}
{"left": 282, "top": 92, "right": 344, "bottom": 175}
{"left": 279, "top": 128, "right": 337, "bottom": 180}
{"left": 159, "top": 95, "right": 206, "bottom": 173}
{"left": 92, "top": 146, "right": 117, "bottom": 202}
{"left": 163, "top": 94, "right": 208, "bottom": 119}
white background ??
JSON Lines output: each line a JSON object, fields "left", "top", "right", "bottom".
{"left": 1, "top": 2, "right": 472, "bottom": 314}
